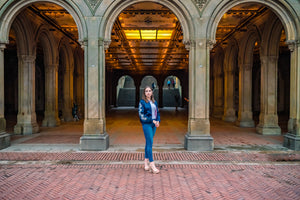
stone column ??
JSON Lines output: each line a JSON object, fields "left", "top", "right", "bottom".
{"left": 158, "top": 85, "right": 163, "bottom": 108}
{"left": 0, "top": 43, "right": 10, "bottom": 149}
{"left": 80, "top": 35, "right": 109, "bottom": 150}
{"left": 14, "top": 55, "right": 39, "bottom": 134}
{"left": 236, "top": 64, "right": 255, "bottom": 127}
{"left": 42, "top": 64, "right": 60, "bottom": 127}
{"left": 256, "top": 56, "right": 281, "bottom": 135}
{"left": 212, "top": 68, "right": 224, "bottom": 118}
{"left": 284, "top": 41, "right": 300, "bottom": 150}
{"left": 184, "top": 39, "right": 213, "bottom": 151}
{"left": 222, "top": 66, "right": 236, "bottom": 122}
{"left": 135, "top": 83, "right": 140, "bottom": 108}
{"left": 62, "top": 67, "right": 74, "bottom": 122}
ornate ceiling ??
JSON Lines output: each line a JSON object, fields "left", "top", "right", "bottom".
{"left": 20, "top": 2, "right": 286, "bottom": 72}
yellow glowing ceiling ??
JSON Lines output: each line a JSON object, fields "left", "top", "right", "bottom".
{"left": 124, "top": 29, "right": 173, "bottom": 40}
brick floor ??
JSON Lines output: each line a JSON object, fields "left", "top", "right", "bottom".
{"left": 0, "top": 162, "right": 299, "bottom": 200}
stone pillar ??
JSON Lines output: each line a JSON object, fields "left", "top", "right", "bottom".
{"left": 284, "top": 41, "right": 300, "bottom": 150}
{"left": 256, "top": 56, "right": 281, "bottom": 135}
{"left": 14, "top": 55, "right": 39, "bottom": 134}
{"left": 42, "top": 64, "right": 60, "bottom": 127}
{"left": 135, "top": 83, "right": 140, "bottom": 108}
{"left": 0, "top": 44, "right": 10, "bottom": 149}
{"left": 222, "top": 67, "right": 236, "bottom": 122}
{"left": 80, "top": 35, "right": 109, "bottom": 151}
{"left": 158, "top": 85, "right": 163, "bottom": 108}
{"left": 62, "top": 67, "right": 74, "bottom": 122}
{"left": 236, "top": 64, "right": 255, "bottom": 127}
{"left": 184, "top": 39, "right": 213, "bottom": 151}
{"left": 212, "top": 58, "right": 223, "bottom": 118}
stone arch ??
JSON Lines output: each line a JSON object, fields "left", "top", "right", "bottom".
{"left": 58, "top": 38, "right": 74, "bottom": 122}
{"left": 260, "top": 15, "right": 284, "bottom": 57}
{"left": 35, "top": 25, "right": 58, "bottom": 66}
{"left": 162, "top": 75, "right": 182, "bottom": 107}
{"left": 0, "top": 0, "right": 87, "bottom": 44}
{"left": 99, "top": 0, "right": 197, "bottom": 43}
{"left": 239, "top": 27, "right": 261, "bottom": 66}
{"left": 11, "top": 13, "right": 36, "bottom": 56}
{"left": 205, "top": 0, "right": 299, "bottom": 44}
{"left": 116, "top": 75, "right": 136, "bottom": 107}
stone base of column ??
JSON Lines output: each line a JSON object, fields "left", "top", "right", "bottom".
{"left": 236, "top": 120, "right": 255, "bottom": 127}
{"left": 222, "top": 115, "right": 236, "bottom": 122}
{"left": 80, "top": 133, "right": 109, "bottom": 151}
{"left": 42, "top": 117, "right": 60, "bottom": 127}
{"left": 283, "top": 133, "right": 300, "bottom": 150}
{"left": 0, "top": 132, "right": 10, "bottom": 150}
{"left": 256, "top": 124, "right": 281, "bottom": 135}
{"left": 14, "top": 123, "right": 39, "bottom": 135}
{"left": 63, "top": 112, "right": 74, "bottom": 122}
{"left": 184, "top": 134, "right": 214, "bottom": 151}
{"left": 212, "top": 106, "right": 223, "bottom": 119}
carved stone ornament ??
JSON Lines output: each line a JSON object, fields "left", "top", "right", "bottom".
{"left": 286, "top": 40, "right": 296, "bottom": 52}
{"left": 192, "top": 0, "right": 209, "bottom": 10}
{"left": 84, "top": 0, "right": 102, "bottom": 14}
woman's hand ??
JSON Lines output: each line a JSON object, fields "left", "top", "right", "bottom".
{"left": 153, "top": 120, "right": 160, "bottom": 127}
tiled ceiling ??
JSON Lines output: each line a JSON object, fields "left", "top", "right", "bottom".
{"left": 24, "top": 2, "right": 285, "bottom": 72}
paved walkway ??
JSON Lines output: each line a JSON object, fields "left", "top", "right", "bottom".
{"left": 1, "top": 108, "right": 299, "bottom": 199}
{"left": 0, "top": 151, "right": 299, "bottom": 200}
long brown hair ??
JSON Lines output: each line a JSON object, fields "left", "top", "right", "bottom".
{"left": 142, "top": 86, "right": 155, "bottom": 103}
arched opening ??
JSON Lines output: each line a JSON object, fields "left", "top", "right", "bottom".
{"left": 209, "top": 2, "right": 291, "bottom": 149}
{"left": 163, "top": 75, "right": 182, "bottom": 108}
{"left": 3, "top": 2, "right": 84, "bottom": 144}
{"left": 116, "top": 75, "right": 136, "bottom": 107}
{"left": 104, "top": 2, "right": 189, "bottom": 148}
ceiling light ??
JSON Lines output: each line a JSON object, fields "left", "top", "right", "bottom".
{"left": 124, "top": 30, "right": 140, "bottom": 39}
{"left": 157, "top": 30, "right": 173, "bottom": 40}
{"left": 141, "top": 30, "right": 156, "bottom": 40}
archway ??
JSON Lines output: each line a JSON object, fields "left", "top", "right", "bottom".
{"left": 1, "top": 1, "right": 84, "bottom": 144}
{"left": 208, "top": 1, "right": 292, "bottom": 149}
{"left": 163, "top": 75, "right": 182, "bottom": 108}
{"left": 116, "top": 75, "right": 136, "bottom": 107}
{"left": 99, "top": 1, "right": 194, "bottom": 149}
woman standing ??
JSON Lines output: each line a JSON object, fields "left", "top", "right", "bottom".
{"left": 139, "top": 86, "right": 160, "bottom": 174}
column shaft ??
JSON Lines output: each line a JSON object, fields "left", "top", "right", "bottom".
{"left": 42, "top": 64, "right": 60, "bottom": 126}
{"left": 284, "top": 41, "right": 300, "bottom": 150}
{"left": 236, "top": 64, "right": 255, "bottom": 127}
{"left": 0, "top": 44, "right": 10, "bottom": 149}
{"left": 14, "top": 55, "right": 39, "bottom": 134}
{"left": 223, "top": 68, "right": 236, "bottom": 122}
{"left": 256, "top": 56, "right": 281, "bottom": 135}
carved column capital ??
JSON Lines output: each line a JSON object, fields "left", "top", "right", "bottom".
{"left": 0, "top": 43, "right": 6, "bottom": 51}
{"left": 286, "top": 40, "right": 299, "bottom": 52}
{"left": 104, "top": 40, "right": 111, "bottom": 50}
{"left": 19, "top": 55, "right": 36, "bottom": 63}
{"left": 207, "top": 39, "right": 215, "bottom": 50}
{"left": 79, "top": 39, "right": 88, "bottom": 50}
{"left": 183, "top": 40, "right": 195, "bottom": 51}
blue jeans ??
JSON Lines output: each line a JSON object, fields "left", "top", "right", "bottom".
{"left": 142, "top": 123, "right": 157, "bottom": 162}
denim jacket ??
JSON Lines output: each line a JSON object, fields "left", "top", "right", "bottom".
{"left": 139, "top": 99, "right": 160, "bottom": 124}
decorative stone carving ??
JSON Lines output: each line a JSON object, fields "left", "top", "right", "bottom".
{"left": 192, "top": 0, "right": 209, "bottom": 10}
{"left": 183, "top": 40, "right": 195, "bottom": 50}
{"left": 206, "top": 40, "right": 215, "bottom": 50}
{"left": 84, "top": 0, "right": 102, "bottom": 14}
{"left": 286, "top": 40, "right": 296, "bottom": 52}
{"left": 104, "top": 40, "right": 111, "bottom": 50}
{"left": 79, "top": 39, "right": 88, "bottom": 49}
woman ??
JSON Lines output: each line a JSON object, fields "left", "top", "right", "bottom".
{"left": 139, "top": 86, "right": 160, "bottom": 174}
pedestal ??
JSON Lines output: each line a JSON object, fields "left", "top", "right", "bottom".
{"left": 80, "top": 133, "right": 109, "bottom": 151}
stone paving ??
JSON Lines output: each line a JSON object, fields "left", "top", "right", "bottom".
{"left": 1, "top": 108, "right": 299, "bottom": 199}
{"left": 0, "top": 151, "right": 299, "bottom": 200}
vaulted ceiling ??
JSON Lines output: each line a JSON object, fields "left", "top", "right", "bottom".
{"left": 17, "top": 2, "right": 286, "bottom": 72}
